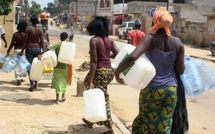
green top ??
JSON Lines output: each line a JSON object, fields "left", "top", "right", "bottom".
{"left": 48, "top": 43, "right": 67, "bottom": 69}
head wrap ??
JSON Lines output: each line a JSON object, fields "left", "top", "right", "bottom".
{"left": 148, "top": 7, "right": 173, "bottom": 36}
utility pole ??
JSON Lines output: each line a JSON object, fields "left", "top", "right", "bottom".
{"left": 25, "top": 0, "right": 28, "bottom": 22}
{"left": 167, "top": 0, "right": 169, "bottom": 11}
{"left": 94, "top": 0, "right": 98, "bottom": 16}
{"left": 122, "top": 0, "right": 124, "bottom": 23}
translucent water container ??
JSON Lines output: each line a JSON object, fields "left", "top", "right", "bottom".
{"left": 15, "top": 63, "right": 28, "bottom": 75}
{"left": 84, "top": 88, "right": 107, "bottom": 123}
{"left": 58, "top": 41, "right": 76, "bottom": 64}
{"left": 180, "top": 56, "right": 205, "bottom": 96}
{"left": 30, "top": 58, "right": 44, "bottom": 81}
{"left": 0, "top": 53, "right": 4, "bottom": 63}
{"left": 2, "top": 55, "right": 10, "bottom": 70}
{"left": 192, "top": 58, "right": 215, "bottom": 91}
{"left": 2, "top": 54, "right": 19, "bottom": 73}
{"left": 42, "top": 50, "right": 57, "bottom": 68}
{"left": 114, "top": 44, "right": 156, "bottom": 90}
{"left": 18, "top": 55, "right": 31, "bottom": 71}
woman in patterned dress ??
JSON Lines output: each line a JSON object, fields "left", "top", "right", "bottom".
{"left": 82, "top": 16, "right": 119, "bottom": 134}
{"left": 115, "top": 7, "right": 185, "bottom": 134}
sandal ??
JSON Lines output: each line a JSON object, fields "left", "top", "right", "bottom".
{"left": 82, "top": 118, "right": 93, "bottom": 128}
{"left": 29, "top": 87, "right": 34, "bottom": 92}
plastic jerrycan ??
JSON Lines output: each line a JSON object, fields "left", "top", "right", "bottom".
{"left": 2, "top": 54, "right": 19, "bottom": 73}
{"left": 0, "top": 53, "right": 4, "bottom": 63}
{"left": 58, "top": 41, "right": 76, "bottom": 64}
{"left": 2, "top": 55, "right": 10, "bottom": 69}
{"left": 84, "top": 88, "right": 107, "bottom": 123}
{"left": 15, "top": 55, "right": 31, "bottom": 75}
{"left": 114, "top": 44, "right": 156, "bottom": 90}
{"left": 42, "top": 50, "right": 57, "bottom": 68}
{"left": 30, "top": 58, "right": 44, "bottom": 81}
{"left": 180, "top": 56, "right": 205, "bottom": 96}
{"left": 192, "top": 58, "right": 215, "bottom": 91}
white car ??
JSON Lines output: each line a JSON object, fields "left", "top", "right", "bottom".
{"left": 118, "top": 21, "right": 135, "bottom": 40}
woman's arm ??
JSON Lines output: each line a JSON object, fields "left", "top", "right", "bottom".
{"left": 175, "top": 37, "right": 185, "bottom": 75}
{"left": 20, "top": 28, "right": 29, "bottom": 54}
{"left": 110, "top": 39, "right": 119, "bottom": 59}
{"left": 7, "top": 33, "right": 15, "bottom": 54}
{"left": 115, "top": 34, "right": 152, "bottom": 84}
{"left": 39, "top": 29, "right": 45, "bottom": 51}
{"left": 88, "top": 37, "right": 98, "bottom": 88}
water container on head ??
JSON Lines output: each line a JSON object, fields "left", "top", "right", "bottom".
{"left": 30, "top": 58, "right": 44, "bottom": 81}
{"left": 192, "top": 58, "right": 215, "bottom": 91}
{"left": 84, "top": 88, "right": 107, "bottom": 123}
{"left": 42, "top": 50, "right": 57, "bottom": 68}
{"left": 58, "top": 41, "right": 76, "bottom": 64}
{"left": 114, "top": 44, "right": 156, "bottom": 90}
{"left": 180, "top": 56, "right": 205, "bottom": 96}
{"left": 2, "top": 54, "right": 19, "bottom": 73}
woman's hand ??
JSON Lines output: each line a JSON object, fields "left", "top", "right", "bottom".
{"left": 18, "top": 51, "right": 23, "bottom": 56}
{"left": 38, "top": 55, "right": 42, "bottom": 60}
{"left": 89, "top": 82, "right": 95, "bottom": 89}
{"left": 115, "top": 69, "right": 125, "bottom": 85}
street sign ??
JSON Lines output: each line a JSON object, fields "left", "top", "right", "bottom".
{"left": 149, "top": 7, "right": 156, "bottom": 18}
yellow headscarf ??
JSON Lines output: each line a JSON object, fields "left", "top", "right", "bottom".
{"left": 148, "top": 7, "right": 173, "bottom": 36}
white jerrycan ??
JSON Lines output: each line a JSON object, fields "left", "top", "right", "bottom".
{"left": 114, "top": 44, "right": 156, "bottom": 90}
{"left": 83, "top": 88, "right": 107, "bottom": 123}
{"left": 42, "top": 50, "right": 57, "bottom": 68}
{"left": 30, "top": 58, "right": 44, "bottom": 81}
{"left": 58, "top": 41, "right": 76, "bottom": 64}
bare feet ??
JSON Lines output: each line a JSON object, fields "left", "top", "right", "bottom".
{"left": 103, "top": 130, "right": 115, "bottom": 134}
{"left": 54, "top": 100, "right": 59, "bottom": 104}
{"left": 61, "top": 98, "right": 66, "bottom": 102}
{"left": 82, "top": 118, "right": 93, "bottom": 128}
{"left": 125, "top": 122, "right": 132, "bottom": 129}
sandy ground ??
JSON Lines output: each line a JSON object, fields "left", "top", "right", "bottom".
{"left": 0, "top": 36, "right": 122, "bottom": 134}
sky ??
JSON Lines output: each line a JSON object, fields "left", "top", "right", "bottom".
{"left": 29, "top": 0, "right": 54, "bottom": 9}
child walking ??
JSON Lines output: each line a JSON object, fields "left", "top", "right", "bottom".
{"left": 39, "top": 32, "right": 74, "bottom": 104}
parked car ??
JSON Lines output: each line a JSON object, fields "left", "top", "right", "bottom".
{"left": 118, "top": 21, "right": 135, "bottom": 40}
{"left": 210, "top": 40, "right": 215, "bottom": 56}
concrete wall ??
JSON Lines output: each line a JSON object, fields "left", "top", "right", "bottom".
{"left": 0, "top": 3, "right": 15, "bottom": 54}
{"left": 186, "top": 0, "right": 215, "bottom": 12}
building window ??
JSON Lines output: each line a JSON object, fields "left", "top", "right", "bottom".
{"left": 106, "top": 0, "right": 110, "bottom": 7}
{"left": 100, "top": 0, "right": 104, "bottom": 8}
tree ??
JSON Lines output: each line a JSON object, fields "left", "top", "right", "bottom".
{"left": 0, "top": 0, "right": 13, "bottom": 16}
{"left": 29, "top": 1, "right": 42, "bottom": 16}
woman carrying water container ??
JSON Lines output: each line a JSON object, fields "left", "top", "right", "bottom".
{"left": 19, "top": 15, "right": 45, "bottom": 91}
{"left": 82, "top": 16, "right": 119, "bottom": 134}
{"left": 115, "top": 7, "right": 185, "bottom": 134}
{"left": 38, "top": 32, "right": 73, "bottom": 104}
{"left": 7, "top": 20, "right": 28, "bottom": 86}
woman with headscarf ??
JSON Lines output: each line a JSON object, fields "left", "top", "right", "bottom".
{"left": 115, "top": 7, "right": 185, "bottom": 134}
{"left": 82, "top": 16, "right": 119, "bottom": 134}
{"left": 19, "top": 15, "right": 44, "bottom": 92}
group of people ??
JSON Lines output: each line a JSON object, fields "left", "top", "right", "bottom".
{"left": 81, "top": 7, "right": 188, "bottom": 134}
{"left": 3, "top": 15, "right": 73, "bottom": 105}
{"left": 0, "top": 7, "right": 189, "bottom": 134}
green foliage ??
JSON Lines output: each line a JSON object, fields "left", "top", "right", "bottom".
{"left": 0, "top": 0, "right": 13, "bottom": 16}
{"left": 43, "top": 2, "right": 69, "bottom": 16}
{"left": 29, "top": 1, "right": 42, "bottom": 16}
